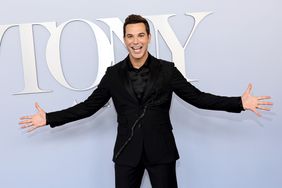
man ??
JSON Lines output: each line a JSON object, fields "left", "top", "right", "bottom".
{"left": 19, "top": 14, "right": 272, "bottom": 188}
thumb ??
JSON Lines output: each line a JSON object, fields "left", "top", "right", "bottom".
{"left": 246, "top": 83, "right": 252, "bottom": 94}
{"left": 35, "top": 102, "right": 43, "bottom": 112}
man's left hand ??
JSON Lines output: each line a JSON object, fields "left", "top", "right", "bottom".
{"left": 241, "top": 84, "right": 273, "bottom": 116}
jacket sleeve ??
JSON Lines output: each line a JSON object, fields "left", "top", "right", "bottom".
{"left": 46, "top": 68, "right": 112, "bottom": 128}
{"left": 170, "top": 65, "right": 244, "bottom": 113}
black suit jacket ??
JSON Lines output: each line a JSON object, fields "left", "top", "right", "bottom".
{"left": 47, "top": 54, "right": 243, "bottom": 166}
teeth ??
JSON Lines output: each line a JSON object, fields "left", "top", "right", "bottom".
{"left": 132, "top": 46, "right": 142, "bottom": 50}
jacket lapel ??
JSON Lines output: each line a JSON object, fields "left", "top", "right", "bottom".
{"left": 118, "top": 57, "right": 139, "bottom": 103}
{"left": 142, "top": 55, "right": 161, "bottom": 104}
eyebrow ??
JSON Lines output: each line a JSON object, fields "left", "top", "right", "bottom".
{"left": 126, "top": 32, "right": 146, "bottom": 36}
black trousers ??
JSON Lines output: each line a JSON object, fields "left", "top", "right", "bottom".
{"left": 115, "top": 161, "right": 178, "bottom": 188}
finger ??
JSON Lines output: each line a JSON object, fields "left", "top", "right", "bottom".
{"left": 257, "top": 106, "right": 271, "bottom": 111}
{"left": 27, "top": 126, "right": 39, "bottom": 133}
{"left": 19, "top": 119, "right": 32, "bottom": 125}
{"left": 257, "top": 96, "right": 271, "bottom": 100}
{"left": 20, "top": 116, "right": 32, "bottom": 120}
{"left": 21, "top": 123, "right": 33, "bottom": 129}
{"left": 258, "top": 101, "right": 273, "bottom": 105}
{"left": 35, "top": 102, "right": 42, "bottom": 112}
{"left": 27, "top": 126, "right": 42, "bottom": 133}
{"left": 246, "top": 83, "right": 252, "bottom": 93}
{"left": 253, "top": 109, "right": 261, "bottom": 117}
{"left": 250, "top": 107, "right": 259, "bottom": 116}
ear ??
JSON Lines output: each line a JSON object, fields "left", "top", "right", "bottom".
{"left": 148, "top": 33, "right": 151, "bottom": 43}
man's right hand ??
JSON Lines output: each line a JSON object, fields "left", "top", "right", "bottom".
{"left": 19, "top": 102, "right": 47, "bottom": 132}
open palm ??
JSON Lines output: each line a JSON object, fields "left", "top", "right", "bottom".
{"left": 19, "top": 102, "right": 47, "bottom": 132}
{"left": 241, "top": 84, "right": 272, "bottom": 116}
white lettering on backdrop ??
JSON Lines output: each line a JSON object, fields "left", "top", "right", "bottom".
{"left": 0, "top": 12, "right": 212, "bottom": 95}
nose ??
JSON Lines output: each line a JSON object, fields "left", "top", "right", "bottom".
{"left": 133, "top": 36, "right": 139, "bottom": 44}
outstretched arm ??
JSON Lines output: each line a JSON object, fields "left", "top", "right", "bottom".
{"left": 19, "top": 102, "right": 47, "bottom": 132}
{"left": 241, "top": 84, "right": 273, "bottom": 116}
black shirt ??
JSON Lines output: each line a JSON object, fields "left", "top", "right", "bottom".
{"left": 127, "top": 56, "right": 151, "bottom": 102}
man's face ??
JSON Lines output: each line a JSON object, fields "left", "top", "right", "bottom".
{"left": 124, "top": 23, "right": 151, "bottom": 63}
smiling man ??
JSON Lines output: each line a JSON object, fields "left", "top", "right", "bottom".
{"left": 19, "top": 14, "right": 272, "bottom": 188}
{"left": 123, "top": 20, "right": 150, "bottom": 68}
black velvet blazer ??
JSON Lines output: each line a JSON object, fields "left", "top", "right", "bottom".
{"left": 47, "top": 54, "right": 243, "bottom": 167}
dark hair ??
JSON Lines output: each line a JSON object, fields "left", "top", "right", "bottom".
{"left": 123, "top": 14, "right": 150, "bottom": 37}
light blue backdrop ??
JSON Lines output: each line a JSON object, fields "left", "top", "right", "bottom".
{"left": 0, "top": 0, "right": 281, "bottom": 188}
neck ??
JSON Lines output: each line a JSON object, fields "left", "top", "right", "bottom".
{"left": 130, "top": 52, "right": 149, "bottom": 69}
